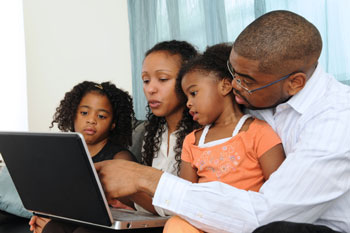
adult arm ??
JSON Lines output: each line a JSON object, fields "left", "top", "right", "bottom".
{"left": 112, "top": 150, "right": 138, "bottom": 208}
{"left": 152, "top": 107, "right": 350, "bottom": 232}
{"left": 95, "top": 160, "right": 162, "bottom": 202}
{"left": 130, "top": 192, "right": 157, "bottom": 214}
{"left": 95, "top": 107, "right": 350, "bottom": 232}
{"left": 98, "top": 155, "right": 164, "bottom": 214}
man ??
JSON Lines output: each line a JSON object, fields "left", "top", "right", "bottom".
{"left": 96, "top": 10, "right": 350, "bottom": 233}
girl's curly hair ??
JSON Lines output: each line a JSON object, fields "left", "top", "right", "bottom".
{"left": 141, "top": 40, "right": 200, "bottom": 173}
{"left": 177, "top": 42, "right": 233, "bottom": 86}
{"left": 50, "top": 81, "right": 135, "bottom": 149}
{"left": 176, "top": 42, "right": 244, "bottom": 117}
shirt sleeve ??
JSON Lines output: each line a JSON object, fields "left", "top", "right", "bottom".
{"left": 181, "top": 133, "right": 194, "bottom": 163}
{"left": 153, "top": 107, "right": 350, "bottom": 233}
{"left": 253, "top": 119, "right": 282, "bottom": 158}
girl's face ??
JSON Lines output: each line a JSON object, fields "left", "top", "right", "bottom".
{"left": 74, "top": 91, "right": 115, "bottom": 146}
{"left": 142, "top": 51, "right": 184, "bottom": 121}
{"left": 182, "top": 71, "right": 225, "bottom": 125}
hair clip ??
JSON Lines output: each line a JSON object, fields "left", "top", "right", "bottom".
{"left": 95, "top": 84, "right": 103, "bottom": 90}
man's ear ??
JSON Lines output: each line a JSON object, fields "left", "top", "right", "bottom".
{"left": 286, "top": 73, "right": 306, "bottom": 96}
{"left": 220, "top": 78, "right": 233, "bottom": 96}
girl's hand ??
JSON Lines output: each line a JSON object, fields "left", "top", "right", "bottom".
{"left": 29, "top": 215, "right": 50, "bottom": 233}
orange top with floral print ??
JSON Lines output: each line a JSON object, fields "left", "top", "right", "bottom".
{"left": 181, "top": 118, "right": 281, "bottom": 192}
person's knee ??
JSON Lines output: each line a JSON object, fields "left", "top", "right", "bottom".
{"left": 163, "top": 216, "right": 202, "bottom": 233}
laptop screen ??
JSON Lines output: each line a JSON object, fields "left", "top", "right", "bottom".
{"left": 0, "top": 132, "right": 112, "bottom": 226}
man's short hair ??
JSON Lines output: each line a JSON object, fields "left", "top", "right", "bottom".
{"left": 233, "top": 10, "right": 322, "bottom": 74}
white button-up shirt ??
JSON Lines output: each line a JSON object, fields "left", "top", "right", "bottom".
{"left": 151, "top": 126, "right": 179, "bottom": 176}
{"left": 153, "top": 65, "right": 350, "bottom": 233}
{"left": 135, "top": 126, "right": 178, "bottom": 215}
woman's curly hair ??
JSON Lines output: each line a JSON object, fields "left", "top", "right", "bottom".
{"left": 50, "top": 81, "right": 135, "bottom": 149}
{"left": 141, "top": 40, "right": 200, "bottom": 173}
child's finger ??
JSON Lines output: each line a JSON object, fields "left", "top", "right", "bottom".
{"left": 36, "top": 216, "right": 49, "bottom": 226}
{"left": 29, "top": 215, "right": 37, "bottom": 225}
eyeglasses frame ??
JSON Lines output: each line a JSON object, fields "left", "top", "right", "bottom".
{"left": 227, "top": 60, "right": 294, "bottom": 95}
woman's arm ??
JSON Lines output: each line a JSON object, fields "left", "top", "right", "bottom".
{"left": 259, "top": 143, "right": 285, "bottom": 180}
{"left": 179, "top": 160, "right": 198, "bottom": 183}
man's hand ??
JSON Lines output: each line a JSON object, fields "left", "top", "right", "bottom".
{"left": 109, "top": 199, "right": 134, "bottom": 210}
{"left": 94, "top": 160, "right": 163, "bottom": 203}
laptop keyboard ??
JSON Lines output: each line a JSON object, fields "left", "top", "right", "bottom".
{"left": 110, "top": 208, "right": 166, "bottom": 221}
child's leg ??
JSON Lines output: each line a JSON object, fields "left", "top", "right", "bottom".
{"left": 163, "top": 216, "right": 204, "bottom": 233}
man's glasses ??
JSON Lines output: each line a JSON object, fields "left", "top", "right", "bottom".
{"left": 227, "top": 60, "right": 293, "bottom": 95}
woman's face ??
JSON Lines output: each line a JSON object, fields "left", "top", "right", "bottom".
{"left": 142, "top": 51, "right": 184, "bottom": 120}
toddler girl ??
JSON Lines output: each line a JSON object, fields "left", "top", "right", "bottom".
{"left": 164, "top": 43, "right": 285, "bottom": 233}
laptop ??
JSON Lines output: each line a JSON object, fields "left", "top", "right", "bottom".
{"left": 0, "top": 131, "right": 169, "bottom": 230}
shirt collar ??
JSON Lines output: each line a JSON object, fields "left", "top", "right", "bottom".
{"left": 248, "top": 65, "right": 328, "bottom": 128}
{"left": 161, "top": 124, "right": 178, "bottom": 137}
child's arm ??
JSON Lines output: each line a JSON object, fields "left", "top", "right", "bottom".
{"left": 113, "top": 151, "right": 136, "bottom": 162}
{"left": 259, "top": 143, "right": 285, "bottom": 180}
{"left": 29, "top": 215, "right": 50, "bottom": 233}
{"left": 180, "top": 160, "right": 199, "bottom": 183}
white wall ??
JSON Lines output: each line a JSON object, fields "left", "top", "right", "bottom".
{"left": 0, "top": 0, "right": 28, "bottom": 131}
{"left": 23, "top": 0, "right": 132, "bottom": 131}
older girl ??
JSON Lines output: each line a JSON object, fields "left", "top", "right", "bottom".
{"left": 30, "top": 81, "right": 136, "bottom": 233}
